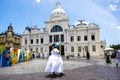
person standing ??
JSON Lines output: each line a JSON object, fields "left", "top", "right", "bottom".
{"left": 106, "top": 52, "right": 111, "bottom": 63}
{"left": 86, "top": 51, "right": 90, "bottom": 60}
{"left": 78, "top": 53, "right": 80, "bottom": 58}
{"left": 45, "top": 44, "right": 64, "bottom": 77}
{"left": 115, "top": 49, "right": 120, "bottom": 68}
{"left": 42, "top": 53, "right": 44, "bottom": 59}
{"left": 32, "top": 52, "right": 35, "bottom": 59}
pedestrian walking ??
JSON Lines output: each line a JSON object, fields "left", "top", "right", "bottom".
{"left": 105, "top": 52, "right": 111, "bottom": 63}
{"left": 115, "top": 49, "right": 120, "bottom": 68}
{"left": 45, "top": 44, "right": 64, "bottom": 77}
{"left": 86, "top": 51, "right": 90, "bottom": 60}
{"left": 42, "top": 53, "right": 44, "bottom": 59}
{"left": 38, "top": 53, "right": 40, "bottom": 58}
{"left": 78, "top": 53, "right": 80, "bottom": 58}
{"left": 32, "top": 53, "right": 35, "bottom": 59}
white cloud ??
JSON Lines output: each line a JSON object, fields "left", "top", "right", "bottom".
{"left": 111, "top": 22, "right": 118, "bottom": 26}
{"left": 117, "top": 26, "right": 120, "bottom": 29}
{"left": 109, "top": 4, "right": 117, "bottom": 11}
{"left": 73, "top": 21, "right": 79, "bottom": 26}
{"left": 36, "top": 0, "right": 41, "bottom": 3}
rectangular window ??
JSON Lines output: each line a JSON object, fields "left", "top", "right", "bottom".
{"left": 36, "top": 48, "right": 38, "bottom": 53}
{"left": 61, "top": 34, "right": 64, "bottom": 42}
{"left": 54, "top": 35, "right": 56, "bottom": 42}
{"left": 77, "top": 36, "right": 81, "bottom": 41}
{"left": 31, "top": 39, "right": 33, "bottom": 44}
{"left": 91, "top": 35, "right": 95, "bottom": 41}
{"left": 25, "top": 39, "right": 27, "bottom": 45}
{"left": 56, "top": 35, "right": 59, "bottom": 42}
{"left": 71, "top": 36, "right": 74, "bottom": 42}
{"left": 18, "top": 38, "right": 20, "bottom": 42}
{"left": 41, "top": 38, "right": 43, "bottom": 43}
{"left": 54, "top": 35, "right": 59, "bottom": 42}
{"left": 2, "top": 37, "right": 4, "bottom": 41}
{"left": 14, "top": 38, "right": 17, "bottom": 42}
{"left": 92, "top": 46, "right": 96, "bottom": 52}
{"left": 78, "top": 46, "right": 81, "bottom": 52}
{"left": 49, "top": 35, "right": 52, "bottom": 43}
{"left": 84, "top": 35, "right": 88, "bottom": 41}
{"left": 41, "top": 48, "right": 43, "bottom": 53}
{"left": 71, "top": 47, "right": 74, "bottom": 52}
{"left": 36, "top": 39, "right": 39, "bottom": 44}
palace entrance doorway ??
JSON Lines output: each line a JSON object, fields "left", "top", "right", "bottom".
{"left": 49, "top": 44, "right": 64, "bottom": 56}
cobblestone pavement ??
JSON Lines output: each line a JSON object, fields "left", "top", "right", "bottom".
{"left": 0, "top": 57, "right": 120, "bottom": 80}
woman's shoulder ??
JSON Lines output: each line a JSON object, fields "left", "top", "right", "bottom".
{"left": 53, "top": 48, "right": 59, "bottom": 53}
{"left": 54, "top": 48, "right": 59, "bottom": 50}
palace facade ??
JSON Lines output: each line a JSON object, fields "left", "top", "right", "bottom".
{"left": 0, "top": 23, "right": 22, "bottom": 48}
{"left": 22, "top": 2, "right": 106, "bottom": 57}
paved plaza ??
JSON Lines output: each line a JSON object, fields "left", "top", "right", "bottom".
{"left": 0, "top": 57, "right": 120, "bottom": 80}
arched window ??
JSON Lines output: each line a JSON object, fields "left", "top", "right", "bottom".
{"left": 51, "top": 25, "right": 63, "bottom": 32}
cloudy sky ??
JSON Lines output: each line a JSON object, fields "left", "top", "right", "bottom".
{"left": 0, "top": 0, "right": 120, "bottom": 46}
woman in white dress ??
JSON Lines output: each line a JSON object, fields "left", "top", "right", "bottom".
{"left": 45, "top": 44, "right": 64, "bottom": 77}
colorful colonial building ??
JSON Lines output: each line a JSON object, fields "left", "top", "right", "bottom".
{"left": 0, "top": 23, "right": 22, "bottom": 48}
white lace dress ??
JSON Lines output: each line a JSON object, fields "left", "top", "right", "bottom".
{"left": 45, "top": 48, "right": 63, "bottom": 73}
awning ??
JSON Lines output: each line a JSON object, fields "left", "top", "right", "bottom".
{"left": 104, "top": 47, "right": 114, "bottom": 51}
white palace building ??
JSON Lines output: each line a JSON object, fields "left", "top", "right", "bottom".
{"left": 22, "top": 2, "right": 106, "bottom": 57}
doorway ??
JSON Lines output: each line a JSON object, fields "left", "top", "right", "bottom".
{"left": 49, "top": 44, "right": 64, "bottom": 56}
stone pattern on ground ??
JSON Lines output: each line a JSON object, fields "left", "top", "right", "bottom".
{"left": 0, "top": 58, "right": 120, "bottom": 80}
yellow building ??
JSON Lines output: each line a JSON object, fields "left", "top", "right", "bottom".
{"left": 0, "top": 23, "right": 22, "bottom": 48}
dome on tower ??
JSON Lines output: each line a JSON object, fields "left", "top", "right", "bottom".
{"left": 52, "top": 2, "right": 66, "bottom": 15}
{"left": 7, "top": 23, "right": 13, "bottom": 32}
{"left": 49, "top": 2, "right": 68, "bottom": 21}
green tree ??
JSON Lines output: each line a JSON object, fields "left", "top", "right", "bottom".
{"left": 110, "top": 44, "right": 120, "bottom": 50}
